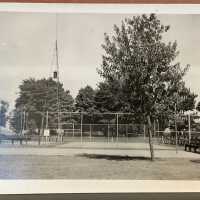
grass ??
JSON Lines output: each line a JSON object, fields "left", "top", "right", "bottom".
{"left": 0, "top": 154, "right": 200, "bottom": 179}
{"left": 0, "top": 137, "right": 199, "bottom": 179}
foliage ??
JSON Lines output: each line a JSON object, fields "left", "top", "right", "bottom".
{"left": 97, "top": 13, "right": 197, "bottom": 160}
{"left": 75, "top": 85, "right": 96, "bottom": 113}
{"left": 98, "top": 13, "right": 196, "bottom": 122}
{"left": 196, "top": 101, "right": 200, "bottom": 112}
{"left": 0, "top": 100, "right": 9, "bottom": 127}
{"left": 10, "top": 78, "right": 74, "bottom": 134}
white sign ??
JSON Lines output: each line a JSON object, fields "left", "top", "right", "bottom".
{"left": 44, "top": 129, "right": 50, "bottom": 137}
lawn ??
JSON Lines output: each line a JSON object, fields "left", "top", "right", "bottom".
{"left": 0, "top": 154, "right": 200, "bottom": 179}
{"left": 0, "top": 139, "right": 199, "bottom": 179}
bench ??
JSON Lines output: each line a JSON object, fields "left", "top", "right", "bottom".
{"left": 0, "top": 135, "right": 31, "bottom": 145}
{"left": 185, "top": 136, "right": 200, "bottom": 153}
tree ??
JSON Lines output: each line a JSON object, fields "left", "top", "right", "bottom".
{"left": 0, "top": 100, "right": 9, "bottom": 127}
{"left": 11, "top": 78, "right": 74, "bottom": 134}
{"left": 75, "top": 85, "right": 97, "bottom": 125}
{"left": 75, "top": 85, "right": 96, "bottom": 113}
{"left": 95, "top": 81, "right": 125, "bottom": 112}
{"left": 10, "top": 109, "right": 24, "bottom": 133}
{"left": 196, "top": 101, "right": 200, "bottom": 112}
{"left": 176, "top": 85, "right": 197, "bottom": 113}
{"left": 98, "top": 14, "right": 196, "bottom": 160}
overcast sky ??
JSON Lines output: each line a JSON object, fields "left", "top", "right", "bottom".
{"left": 0, "top": 12, "right": 200, "bottom": 109}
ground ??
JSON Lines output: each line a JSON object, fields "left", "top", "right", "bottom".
{"left": 1, "top": 155, "right": 200, "bottom": 179}
{"left": 0, "top": 137, "right": 200, "bottom": 179}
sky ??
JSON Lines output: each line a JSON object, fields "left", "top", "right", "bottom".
{"left": 0, "top": 12, "right": 200, "bottom": 110}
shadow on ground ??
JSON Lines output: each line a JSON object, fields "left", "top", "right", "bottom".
{"left": 190, "top": 159, "right": 200, "bottom": 163}
{"left": 77, "top": 153, "right": 151, "bottom": 161}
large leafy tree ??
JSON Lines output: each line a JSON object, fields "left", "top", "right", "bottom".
{"left": 98, "top": 14, "right": 197, "bottom": 160}
{"left": 75, "top": 85, "right": 96, "bottom": 113}
{"left": 0, "top": 100, "right": 9, "bottom": 127}
{"left": 10, "top": 109, "right": 22, "bottom": 133}
{"left": 196, "top": 101, "right": 200, "bottom": 112}
{"left": 177, "top": 87, "right": 197, "bottom": 112}
{"left": 94, "top": 81, "right": 122, "bottom": 112}
{"left": 94, "top": 81, "right": 131, "bottom": 126}
{"left": 11, "top": 78, "right": 74, "bottom": 134}
{"left": 75, "top": 85, "right": 97, "bottom": 125}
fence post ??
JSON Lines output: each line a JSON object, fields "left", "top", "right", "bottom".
{"left": 41, "top": 113, "right": 44, "bottom": 135}
{"left": 72, "top": 123, "right": 74, "bottom": 137}
{"left": 20, "top": 111, "right": 23, "bottom": 134}
{"left": 26, "top": 112, "right": 28, "bottom": 131}
{"left": 38, "top": 135, "right": 41, "bottom": 146}
{"left": 188, "top": 114, "right": 191, "bottom": 144}
{"left": 46, "top": 111, "right": 48, "bottom": 129}
{"left": 81, "top": 113, "right": 83, "bottom": 143}
{"left": 90, "top": 124, "right": 92, "bottom": 141}
{"left": 153, "top": 120, "right": 156, "bottom": 137}
{"left": 144, "top": 124, "right": 146, "bottom": 139}
{"left": 108, "top": 124, "right": 110, "bottom": 143}
{"left": 175, "top": 109, "right": 178, "bottom": 154}
{"left": 126, "top": 124, "right": 128, "bottom": 142}
{"left": 116, "top": 113, "right": 119, "bottom": 142}
{"left": 23, "top": 111, "right": 26, "bottom": 134}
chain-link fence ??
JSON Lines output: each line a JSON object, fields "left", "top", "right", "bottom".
{"left": 9, "top": 111, "right": 149, "bottom": 143}
{"left": 9, "top": 110, "right": 200, "bottom": 150}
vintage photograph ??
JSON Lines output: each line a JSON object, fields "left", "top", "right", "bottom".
{"left": 1, "top": 9, "right": 200, "bottom": 180}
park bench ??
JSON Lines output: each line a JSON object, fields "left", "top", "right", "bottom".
{"left": 0, "top": 135, "right": 31, "bottom": 145}
{"left": 185, "top": 136, "right": 200, "bottom": 153}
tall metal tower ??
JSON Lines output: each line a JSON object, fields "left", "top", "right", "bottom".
{"left": 53, "top": 14, "right": 61, "bottom": 132}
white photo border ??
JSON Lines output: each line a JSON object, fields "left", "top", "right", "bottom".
{"left": 0, "top": 2, "right": 200, "bottom": 194}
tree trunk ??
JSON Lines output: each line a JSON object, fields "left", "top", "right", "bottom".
{"left": 147, "top": 115, "right": 155, "bottom": 161}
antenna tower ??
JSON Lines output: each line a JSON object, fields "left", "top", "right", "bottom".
{"left": 55, "top": 14, "right": 61, "bottom": 131}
